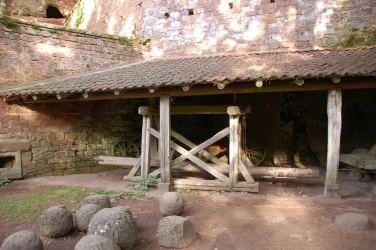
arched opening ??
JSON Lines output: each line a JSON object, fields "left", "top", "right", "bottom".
{"left": 46, "top": 6, "right": 64, "bottom": 18}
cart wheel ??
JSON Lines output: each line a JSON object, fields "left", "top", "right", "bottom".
{"left": 244, "top": 148, "right": 267, "bottom": 166}
{"left": 112, "top": 140, "right": 140, "bottom": 158}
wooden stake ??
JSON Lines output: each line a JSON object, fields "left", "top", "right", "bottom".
{"left": 324, "top": 89, "right": 342, "bottom": 198}
{"left": 159, "top": 95, "right": 171, "bottom": 191}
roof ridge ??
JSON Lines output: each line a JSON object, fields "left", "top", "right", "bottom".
{"left": 150, "top": 46, "right": 376, "bottom": 61}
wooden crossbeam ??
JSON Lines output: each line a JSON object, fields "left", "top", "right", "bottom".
{"left": 238, "top": 159, "right": 255, "bottom": 184}
{"left": 171, "top": 128, "right": 230, "bottom": 166}
{"left": 128, "top": 158, "right": 141, "bottom": 177}
{"left": 149, "top": 128, "right": 230, "bottom": 183}
{"left": 150, "top": 128, "right": 230, "bottom": 177}
{"left": 171, "top": 130, "right": 224, "bottom": 165}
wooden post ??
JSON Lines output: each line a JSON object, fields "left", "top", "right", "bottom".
{"left": 325, "top": 89, "right": 342, "bottom": 198}
{"left": 228, "top": 106, "right": 240, "bottom": 185}
{"left": 158, "top": 95, "right": 171, "bottom": 192}
{"left": 138, "top": 107, "right": 151, "bottom": 180}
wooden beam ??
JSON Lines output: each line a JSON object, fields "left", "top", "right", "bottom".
{"left": 239, "top": 159, "right": 256, "bottom": 183}
{"left": 159, "top": 95, "right": 171, "bottom": 191}
{"left": 228, "top": 106, "right": 240, "bottom": 185}
{"left": 171, "top": 128, "right": 230, "bottom": 167}
{"left": 96, "top": 156, "right": 159, "bottom": 167}
{"left": 149, "top": 128, "right": 230, "bottom": 183}
{"left": 171, "top": 130, "right": 225, "bottom": 165}
{"left": 21, "top": 78, "right": 376, "bottom": 103}
{"left": 324, "top": 89, "right": 342, "bottom": 198}
{"left": 140, "top": 115, "right": 151, "bottom": 179}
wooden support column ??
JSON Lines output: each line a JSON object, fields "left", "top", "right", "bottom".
{"left": 158, "top": 95, "right": 171, "bottom": 192}
{"left": 325, "top": 89, "right": 342, "bottom": 198}
{"left": 228, "top": 106, "right": 240, "bottom": 185}
{"left": 138, "top": 107, "right": 151, "bottom": 180}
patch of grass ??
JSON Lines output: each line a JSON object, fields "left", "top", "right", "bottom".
{"left": 0, "top": 18, "right": 19, "bottom": 29}
{"left": 0, "top": 178, "right": 11, "bottom": 186}
{"left": 135, "top": 174, "right": 156, "bottom": 192}
{"left": 0, "top": 186, "right": 91, "bottom": 224}
{"left": 210, "top": 190, "right": 220, "bottom": 195}
{"left": 95, "top": 189, "right": 115, "bottom": 195}
{"left": 48, "top": 29, "right": 60, "bottom": 35}
{"left": 179, "top": 188, "right": 200, "bottom": 196}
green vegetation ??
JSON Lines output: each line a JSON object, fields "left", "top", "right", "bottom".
{"left": 0, "top": 18, "right": 19, "bottom": 29}
{"left": 179, "top": 188, "right": 200, "bottom": 196}
{"left": 135, "top": 174, "right": 156, "bottom": 191}
{"left": 210, "top": 190, "right": 220, "bottom": 195}
{"left": 0, "top": 178, "right": 11, "bottom": 186}
{"left": 74, "top": 1, "right": 84, "bottom": 29}
{"left": 95, "top": 189, "right": 115, "bottom": 195}
{"left": 328, "top": 27, "right": 376, "bottom": 49}
{"left": 48, "top": 29, "right": 61, "bottom": 35}
{"left": 0, "top": 186, "right": 91, "bottom": 224}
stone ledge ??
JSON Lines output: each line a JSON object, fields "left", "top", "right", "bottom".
{"left": 0, "top": 139, "right": 30, "bottom": 152}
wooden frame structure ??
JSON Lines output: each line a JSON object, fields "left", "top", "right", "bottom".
{"left": 123, "top": 103, "right": 259, "bottom": 192}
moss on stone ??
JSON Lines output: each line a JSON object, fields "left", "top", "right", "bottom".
{"left": 0, "top": 18, "right": 19, "bottom": 29}
{"left": 74, "top": 1, "right": 84, "bottom": 29}
{"left": 328, "top": 27, "right": 376, "bottom": 49}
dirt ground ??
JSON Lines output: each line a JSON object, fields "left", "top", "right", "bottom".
{"left": 1, "top": 169, "right": 376, "bottom": 250}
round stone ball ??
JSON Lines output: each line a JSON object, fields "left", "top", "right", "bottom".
{"left": 75, "top": 235, "right": 121, "bottom": 250}
{"left": 0, "top": 230, "right": 43, "bottom": 250}
{"left": 88, "top": 206, "right": 136, "bottom": 250}
{"left": 40, "top": 205, "right": 73, "bottom": 238}
{"left": 75, "top": 204, "right": 102, "bottom": 232}
{"left": 83, "top": 195, "right": 111, "bottom": 209}
{"left": 159, "top": 192, "right": 185, "bottom": 216}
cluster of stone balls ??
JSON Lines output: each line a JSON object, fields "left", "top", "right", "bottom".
{"left": 0, "top": 192, "right": 196, "bottom": 249}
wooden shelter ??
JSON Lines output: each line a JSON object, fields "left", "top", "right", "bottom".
{"left": 2, "top": 47, "right": 376, "bottom": 197}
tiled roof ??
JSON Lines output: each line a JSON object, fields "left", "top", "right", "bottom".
{"left": 1, "top": 47, "right": 376, "bottom": 97}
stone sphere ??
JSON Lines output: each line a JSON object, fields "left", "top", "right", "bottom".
{"left": 88, "top": 206, "right": 136, "bottom": 250}
{"left": 75, "top": 204, "right": 102, "bottom": 232}
{"left": 159, "top": 192, "right": 185, "bottom": 216}
{"left": 40, "top": 205, "right": 73, "bottom": 238}
{"left": 75, "top": 235, "right": 121, "bottom": 250}
{"left": 83, "top": 195, "right": 111, "bottom": 209}
{"left": 0, "top": 230, "right": 43, "bottom": 250}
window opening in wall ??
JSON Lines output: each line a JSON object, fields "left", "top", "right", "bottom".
{"left": 188, "top": 9, "right": 194, "bottom": 15}
{"left": 270, "top": 0, "right": 275, "bottom": 3}
{"left": 0, "top": 156, "right": 14, "bottom": 169}
{"left": 228, "top": 3, "right": 234, "bottom": 9}
{"left": 46, "top": 6, "right": 64, "bottom": 18}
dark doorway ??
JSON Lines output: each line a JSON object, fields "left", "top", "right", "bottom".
{"left": 0, "top": 156, "right": 14, "bottom": 168}
{"left": 46, "top": 6, "right": 64, "bottom": 18}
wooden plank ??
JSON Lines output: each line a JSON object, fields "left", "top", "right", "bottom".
{"left": 140, "top": 115, "right": 151, "bottom": 179}
{"left": 228, "top": 107, "right": 240, "bottom": 185}
{"left": 96, "top": 156, "right": 159, "bottom": 167}
{"left": 171, "top": 179, "right": 259, "bottom": 192}
{"left": 325, "top": 89, "right": 342, "bottom": 198}
{"left": 149, "top": 128, "right": 230, "bottom": 183}
{"left": 239, "top": 159, "right": 255, "bottom": 183}
{"left": 139, "top": 105, "right": 251, "bottom": 115}
{"left": 128, "top": 158, "right": 141, "bottom": 177}
{"left": 23, "top": 79, "right": 376, "bottom": 103}
{"left": 171, "top": 128, "right": 230, "bottom": 166}
{"left": 159, "top": 95, "right": 171, "bottom": 186}
{"left": 171, "top": 130, "right": 224, "bottom": 165}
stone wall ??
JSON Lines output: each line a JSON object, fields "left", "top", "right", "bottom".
{"left": 6, "top": 0, "right": 76, "bottom": 17}
{"left": 0, "top": 17, "right": 144, "bottom": 178}
{"left": 65, "top": 0, "right": 376, "bottom": 57}
{"left": 0, "top": 18, "right": 142, "bottom": 86}
{"left": 0, "top": 99, "right": 142, "bottom": 177}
